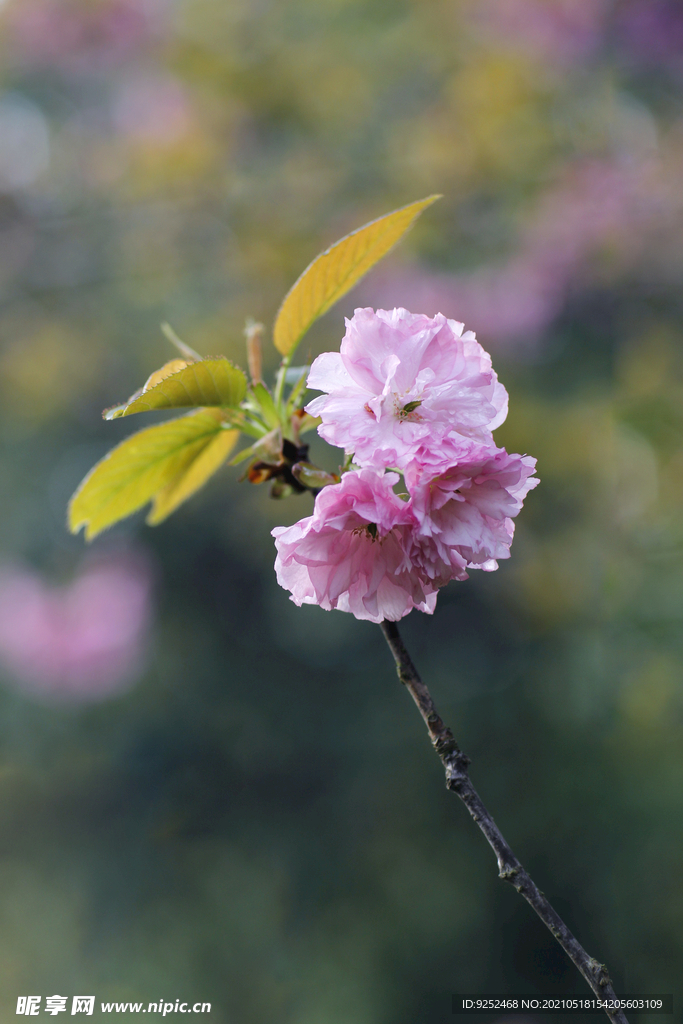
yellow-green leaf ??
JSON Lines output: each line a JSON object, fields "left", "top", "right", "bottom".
{"left": 69, "top": 409, "right": 233, "bottom": 539}
{"left": 143, "top": 358, "right": 192, "bottom": 391}
{"left": 273, "top": 194, "right": 441, "bottom": 356}
{"left": 105, "top": 359, "right": 248, "bottom": 419}
{"left": 147, "top": 426, "right": 239, "bottom": 524}
{"left": 103, "top": 359, "right": 192, "bottom": 420}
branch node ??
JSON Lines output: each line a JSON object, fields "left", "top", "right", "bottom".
{"left": 444, "top": 756, "right": 470, "bottom": 792}
{"left": 433, "top": 731, "right": 462, "bottom": 760}
{"left": 589, "top": 960, "right": 612, "bottom": 986}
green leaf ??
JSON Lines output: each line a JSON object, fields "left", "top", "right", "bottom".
{"left": 273, "top": 194, "right": 441, "bottom": 356}
{"left": 69, "top": 409, "right": 237, "bottom": 539}
{"left": 226, "top": 439, "right": 265, "bottom": 468}
{"left": 227, "top": 427, "right": 282, "bottom": 467}
{"left": 285, "top": 366, "right": 310, "bottom": 416}
{"left": 143, "top": 358, "right": 193, "bottom": 391}
{"left": 248, "top": 382, "right": 280, "bottom": 428}
{"left": 105, "top": 359, "right": 248, "bottom": 419}
{"left": 147, "top": 426, "right": 239, "bottom": 524}
{"left": 103, "top": 359, "right": 193, "bottom": 420}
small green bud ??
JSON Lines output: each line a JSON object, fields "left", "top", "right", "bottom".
{"left": 291, "top": 462, "right": 339, "bottom": 490}
{"left": 270, "top": 480, "right": 294, "bottom": 499}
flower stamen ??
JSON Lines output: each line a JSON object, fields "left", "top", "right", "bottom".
{"left": 398, "top": 398, "right": 423, "bottom": 422}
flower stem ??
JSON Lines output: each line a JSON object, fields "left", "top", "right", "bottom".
{"left": 379, "top": 619, "right": 629, "bottom": 1024}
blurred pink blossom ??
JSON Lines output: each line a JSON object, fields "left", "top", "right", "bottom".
{"left": 0, "top": 553, "right": 153, "bottom": 702}
{"left": 364, "top": 159, "right": 660, "bottom": 346}
{"left": 618, "top": 0, "right": 683, "bottom": 66}
{"left": 469, "top": 0, "right": 609, "bottom": 66}
{"left": 7, "top": 0, "right": 168, "bottom": 74}
{"left": 113, "top": 72, "right": 193, "bottom": 143}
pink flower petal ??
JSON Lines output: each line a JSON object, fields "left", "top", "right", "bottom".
{"left": 306, "top": 308, "right": 508, "bottom": 470}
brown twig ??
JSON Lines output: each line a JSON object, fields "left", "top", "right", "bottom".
{"left": 380, "top": 619, "right": 629, "bottom": 1024}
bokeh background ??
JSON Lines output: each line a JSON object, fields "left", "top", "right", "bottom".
{"left": 0, "top": 0, "right": 682, "bottom": 1021}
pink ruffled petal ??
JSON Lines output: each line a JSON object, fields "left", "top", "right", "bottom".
{"left": 272, "top": 469, "right": 438, "bottom": 623}
{"left": 305, "top": 307, "right": 509, "bottom": 471}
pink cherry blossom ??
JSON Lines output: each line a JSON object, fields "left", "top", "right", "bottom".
{"left": 306, "top": 308, "right": 508, "bottom": 471}
{"left": 406, "top": 448, "right": 539, "bottom": 586}
{"left": 272, "top": 469, "right": 437, "bottom": 623}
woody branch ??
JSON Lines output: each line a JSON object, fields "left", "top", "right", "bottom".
{"left": 380, "top": 619, "right": 629, "bottom": 1024}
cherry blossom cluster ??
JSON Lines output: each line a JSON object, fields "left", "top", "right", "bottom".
{"left": 273, "top": 308, "right": 538, "bottom": 623}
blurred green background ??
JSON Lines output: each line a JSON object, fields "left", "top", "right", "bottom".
{"left": 0, "top": 0, "right": 682, "bottom": 1020}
